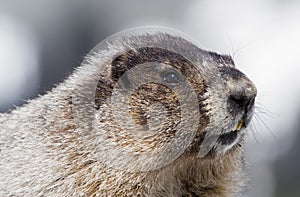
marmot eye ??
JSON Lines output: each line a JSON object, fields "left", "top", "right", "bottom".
{"left": 162, "top": 70, "right": 183, "bottom": 85}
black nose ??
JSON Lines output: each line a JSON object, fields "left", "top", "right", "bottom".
{"left": 225, "top": 70, "right": 257, "bottom": 116}
{"left": 228, "top": 93, "right": 256, "bottom": 114}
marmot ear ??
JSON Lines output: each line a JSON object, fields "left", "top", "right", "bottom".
{"left": 111, "top": 50, "right": 140, "bottom": 89}
{"left": 95, "top": 50, "right": 138, "bottom": 110}
{"left": 95, "top": 79, "right": 113, "bottom": 110}
{"left": 111, "top": 64, "right": 131, "bottom": 89}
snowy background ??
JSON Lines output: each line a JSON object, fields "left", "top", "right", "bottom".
{"left": 1, "top": 0, "right": 300, "bottom": 196}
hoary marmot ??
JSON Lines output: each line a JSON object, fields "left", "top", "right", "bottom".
{"left": 0, "top": 27, "right": 257, "bottom": 196}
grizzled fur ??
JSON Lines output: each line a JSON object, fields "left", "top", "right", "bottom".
{"left": 0, "top": 28, "right": 256, "bottom": 196}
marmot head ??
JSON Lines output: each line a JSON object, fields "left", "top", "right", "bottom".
{"left": 71, "top": 27, "right": 257, "bottom": 172}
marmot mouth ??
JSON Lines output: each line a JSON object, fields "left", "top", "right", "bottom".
{"left": 218, "top": 119, "right": 244, "bottom": 145}
{"left": 218, "top": 130, "right": 239, "bottom": 145}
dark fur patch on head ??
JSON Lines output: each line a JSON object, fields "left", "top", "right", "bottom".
{"left": 95, "top": 47, "right": 206, "bottom": 109}
{"left": 110, "top": 47, "right": 192, "bottom": 85}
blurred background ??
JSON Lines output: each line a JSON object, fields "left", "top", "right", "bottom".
{"left": 0, "top": 0, "right": 299, "bottom": 196}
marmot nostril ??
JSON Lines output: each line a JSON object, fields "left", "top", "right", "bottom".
{"left": 228, "top": 83, "right": 257, "bottom": 115}
{"left": 229, "top": 94, "right": 255, "bottom": 113}
{"left": 229, "top": 95, "right": 247, "bottom": 110}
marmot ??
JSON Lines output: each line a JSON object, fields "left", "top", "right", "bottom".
{"left": 0, "top": 27, "right": 257, "bottom": 196}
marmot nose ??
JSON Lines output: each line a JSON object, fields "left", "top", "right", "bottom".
{"left": 227, "top": 77, "right": 257, "bottom": 115}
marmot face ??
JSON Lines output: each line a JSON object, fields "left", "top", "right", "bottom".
{"left": 76, "top": 27, "right": 257, "bottom": 172}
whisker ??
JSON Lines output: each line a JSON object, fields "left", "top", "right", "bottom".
{"left": 255, "top": 102, "right": 278, "bottom": 117}
{"left": 254, "top": 109, "right": 276, "bottom": 119}
{"left": 249, "top": 121, "right": 259, "bottom": 144}
{"left": 254, "top": 112, "right": 277, "bottom": 141}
